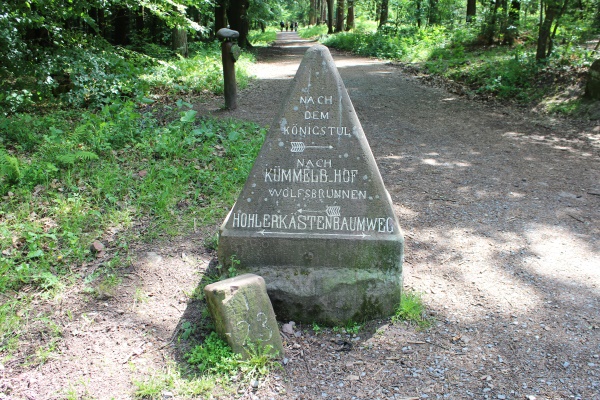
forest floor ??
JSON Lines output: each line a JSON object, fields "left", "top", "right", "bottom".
{"left": 3, "top": 31, "right": 600, "bottom": 400}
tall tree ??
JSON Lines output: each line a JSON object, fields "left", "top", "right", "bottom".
{"left": 536, "top": 0, "right": 569, "bottom": 60}
{"left": 428, "top": 0, "right": 441, "bottom": 24}
{"left": 379, "top": 0, "right": 390, "bottom": 26}
{"left": 172, "top": 27, "right": 188, "bottom": 57}
{"left": 336, "top": 0, "right": 346, "bottom": 31}
{"left": 227, "top": 0, "right": 252, "bottom": 47}
{"left": 466, "top": 0, "right": 477, "bottom": 22}
{"left": 503, "top": 0, "right": 521, "bottom": 44}
{"left": 327, "top": 0, "right": 334, "bottom": 33}
{"left": 482, "top": 0, "right": 502, "bottom": 44}
{"left": 215, "top": 0, "right": 228, "bottom": 35}
{"left": 310, "top": 0, "right": 318, "bottom": 24}
{"left": 113, "top": 5, "right": 131, "bottom": 45}
{"left": 416, "top": 0, "right": 423, "bottom": 27}
{"left": 346, "top": 0, "right": 355, "bottom": 30}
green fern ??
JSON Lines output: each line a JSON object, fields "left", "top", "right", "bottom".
{"left": 0, "top": 149, "right": 21, "bottom": 184}
{"left": 55, "top": 150, "right": 99, "bottom": 166}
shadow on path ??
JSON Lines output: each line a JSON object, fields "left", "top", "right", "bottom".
{"left": 191, "top": 35, "right": 600, "bottom": 398}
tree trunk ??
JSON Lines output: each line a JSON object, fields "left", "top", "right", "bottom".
{"left": 91, "top": 8, "right": 106, "bottom": 37}
{"left": 483, "top": 0, "right": 501, "bottom": 45}
{"left": 135, "top": 7, "right": 145, "bottom": 34}
{"left": 503, "top": 0, "right": 520, "bottom": 45}
{"left": 546, "top": 0, "right": 569, "bottom": 57}
{"left": 336, "top": 0, "right": 345, "bottom": 32}
{"left": 215, "top": 0, "right": 227, "bottom": 36}
{"left": 416, "top": 0, "right": 422, "bottom": 28}
{"left": 379, "top": 0, "right": 389, "bottom": 27}
{"left": 172, "top": 28, "right": 188, "bottom": 57}
{"left": 346, "top": 0, "right": 355, "bottom": 30}
{"left": 428, "top": 0, "right": 440, "bottom": 25}
{"left": 536, "top": 2, "right": 558, "bottom": 60}
{"left": 466, "top": 0, "right": 477, "bottom": 22}
{"left": 310, "top": 0, "right": 318, "bottom": 25}
{"left": 227, "top": 0, "right": 252, "bottom": 48}
{"left": 327, "top": 0, "right": 334, "bottom": 33}
{"left": 113, "top": 6, "right": 130, "bottom": 45}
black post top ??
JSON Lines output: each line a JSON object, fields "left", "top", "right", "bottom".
{"left": 216, "top": 28, "right": 240, "bottom": 40}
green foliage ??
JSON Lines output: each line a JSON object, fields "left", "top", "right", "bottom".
{"left": 321, "top": 22, "right": 593, "bottom": 105}
{"left": 392, "top": 290, "right": 432, "bottom": 329}
{"left": 298, "top": 24, "right": 329, "bottom": 39}
{"left": 185, "top": 332, "right": 280, "bottom": 387}
{"left": 312, "top": 322, "right": 323, "bottom": 334}
{"left": 248, "top": 29, "right": 278, "bottom": 46}
{"left": 186, "top": 332, "right": 241, "bottom": 376}
{"left": 0, "top": 299, "right": 27, "bottom": 354}
{"left": 0, "top": 100, "right": 264, "bottom": 294}
{"left": 238, "top": 343, "right": 281, "bottom": 378}
{"left": 132, "top": 362, "right": 215, "bottom": 399}
{"left": 140, "top": 42, "right": 254, "bottom": 96}
{"left": 227, "top": 255, "right": 241, "bottom": 278}
{"left": 345, "top": 321, "right": 362, "bottom": 334}
{"left": 323, "top": 25, "right": 450, "bottom": 61}
{"left": 0, "top": 149, "right": 21, "bottom": 185}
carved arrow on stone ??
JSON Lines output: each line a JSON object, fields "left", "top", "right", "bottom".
{"left": 257, "top": 230, "right": 370, "bottom": 238}
{"left": 290, "top": 142, "right": 334, "bottom": 152}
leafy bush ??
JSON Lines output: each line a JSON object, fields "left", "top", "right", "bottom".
{"left": 321, "top": 23, "right": 590, "bottom": 104}
{"left": 186, "top": 332, "right": 241, "bottom": 376}
{"left": 323, "top": 25, "right": 449, "bottom": 61}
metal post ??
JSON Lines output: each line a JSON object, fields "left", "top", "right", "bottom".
{"left": 216, "top": 28, "right": 240, "bottom": 110}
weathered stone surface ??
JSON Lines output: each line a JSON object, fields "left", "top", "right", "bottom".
{"left": 218, "top": 45, "right": 403, "bottom": 325}
{"left": 204, "top": 274, "right": 284, "bottom": 358}
{"left": 585, "top": 59, "right": 600, "bottom": 100}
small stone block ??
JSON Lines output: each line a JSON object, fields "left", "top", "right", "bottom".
{"left": 216, "top": 28, "right": 240, "bottom": 40}
{"left": 204, "top": 274, "right": 284, "bottom": 358}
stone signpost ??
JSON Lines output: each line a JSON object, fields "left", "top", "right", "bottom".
{"left": 218, "top": 45, "right": 404, "bottom": 325}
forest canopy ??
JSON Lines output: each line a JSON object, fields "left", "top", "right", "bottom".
{"left": 1, "top": 0, "right": 599, "bottom": 114}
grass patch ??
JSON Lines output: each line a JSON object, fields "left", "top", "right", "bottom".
{"left": 392, "top": 290, "right": 432, "bottom": 329}
{"left": 0, "top": 99, "right": 265, "bottom": 358}
{"left": 186, "top": 332, "right": 241, "bottom": 377}
{"left": 133, "top": 362, "right": 216, "bottom": 399}
{"left": 299, "top": 24, "right": 329, "bottom": 39}
{"left": 1, "top": 105, "right": 264, "bottom": 291}
{"left": 249, "top": 28, "right": 278, "bottom": 46}
{"left": 133, "top": 332, "right": 280, "bottom": 399}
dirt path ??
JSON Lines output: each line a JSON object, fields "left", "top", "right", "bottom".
{"left": 4, "top": 31, "right": 600, "bottom": 400}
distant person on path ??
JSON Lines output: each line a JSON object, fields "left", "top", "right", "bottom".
{"left": 280, "top": 21, "right": 284, "bottom": 31}
{"left": 294, "top": 22, "right": 298, "bottom": 31}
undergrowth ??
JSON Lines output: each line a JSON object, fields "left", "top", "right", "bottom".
{"left": 248, "top": 28, "right": 278, "bottom": 46}
{"left": 321, "top": 24, "right": 596, "bottom": 110}
{"left": 0, "top": 101, "right": 265, "bottom": 363}
{"left": 0, "top": 102, "right": 264, "bottom": 291}
{"left": 133, "top": 332, "right": 280, "bottom": 398}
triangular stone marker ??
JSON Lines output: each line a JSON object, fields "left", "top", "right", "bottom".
{"left": 219, "top": 45, "right": 403, "bottom": 325}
